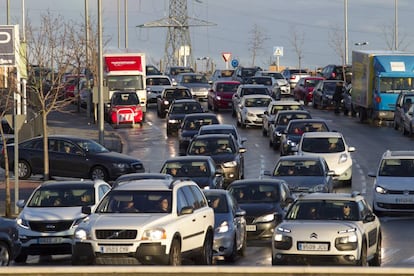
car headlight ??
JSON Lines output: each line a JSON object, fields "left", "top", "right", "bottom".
{"left": 16, "top": 218, "right": 30, "bottom": 229}
{"left": 216, "top": 95, "right": 222, "bottom": 100}
{"left": 247, "top": 112, "right": 254, "bottom": 117}
{"left": 375, "top": 185, "right": 387, "bottom": 194}
{"left": 168, "top": 119, "right": 179, "bottom": 124}
{"left": 326, "top": 95, "right": 333, "bottom": 99}
{"left": 222, "top": 161, "right": 237, "bottom": 168}
{"left": 287, "top": 139, "right": 296, "bottom": 146}
{"left": 142, "top": 228, "right": 167, "bottom": 240}
{"left": 163, "top": 100, "right": 169, "bottom": 105}
{"left": 255, "top": 213, "right": 275, "bottom": 223}
{"left": 74, "top": 228, "right": 89, "bottom": 240}
{"left": 310, "top": 184, "right": 328, "bottom": 193}
{"left": 113, "top": 163, "right": 130, "bottom": 169}
{"left": 276, "top": 226, "right": 291, "bottom": 233}
{"left": 72, "top": 217, "right": 87, "bottom": 228}
{"left": 339, "top": 153, "right": 348, "bottom": 163}
{"left": 216, "top": 221, "right": 229, "bottom": 233}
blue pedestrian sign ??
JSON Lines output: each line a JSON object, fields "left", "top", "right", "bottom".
{"left": 231, "top": 59, "right": 239, "bottom": 68}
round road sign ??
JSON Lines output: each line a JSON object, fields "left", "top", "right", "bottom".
{"left": 231, "top": 59, "right": 239, "bottom": 68}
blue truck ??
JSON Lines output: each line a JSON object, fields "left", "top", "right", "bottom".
{"left": 351, "top": 50, "right": 414, "bottom": 122}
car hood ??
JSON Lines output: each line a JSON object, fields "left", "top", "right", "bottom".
{"left": 375, "top": 176, "right": 414, "bottom": 189}
{"left": 180, "top": 130, "right": 200, "bottom": 138}
{"left": 168, "top": 114, "right": 187, "bottom": 121}
{"left": 300, "top": 152, "right": 350, "bottom": 168}
{"left": 238, "top": 202, "right": 279, "bottom": 216}
{"left": 279, "top": 220, "right": 359, "bottom": 237}
{"left": 209, "top": 154, "right": 237, "bottom": 164}
{"left": 275, "top": 79, "right": 289, "bottom": 86}
{"left": 148, "top": 85, "right": 171, "bottom": 92}
{"left": 216, "top": 92, "right": 235, "bottom": 99}
{"left": 244, "top": 107, "right": 268, "bottom": 114}
{"left": 273, "top": 176, "right": 327, "bottom": 191}
{"left": 285, "top": 134, "right": 302, "bottom": 142}
{"left": 19, "top": 207, "right": 86, "bottom": 221}
{"left": 88, "top": 213, "right": 168, "bottom": 228}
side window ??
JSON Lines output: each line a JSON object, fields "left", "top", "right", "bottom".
{"left": 180, "top": 186, "right": 197, "bottom": 210}
{"left": 177, "top": 188, "right": 189, "bottom": 214}
{"left": 358, "top": 199, "right": 371, "bottom": 220}
{"left": 99, "top": 185, "right": 110, "bottom": 200}
{"left": 190, "top": 185, "right": 207, "bottom": 209}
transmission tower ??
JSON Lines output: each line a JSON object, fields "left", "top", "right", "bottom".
{"left": 137, "top": 0, "right": 215, "bottom": 69}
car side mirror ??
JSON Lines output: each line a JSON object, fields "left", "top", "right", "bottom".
{"left": 81, "top": 206, "right": 92, "bottom": 215}
{"left": 263, "top": 170, "right": 272, "bottom": 176}
{"left": 16, "top": 199, "right": 26, "bottom": 208}
{"left": 180, "top": 206, "right": 194, "bottom": 215}
{"left": 364, "top": 214, "right": 376, "bottom": 223}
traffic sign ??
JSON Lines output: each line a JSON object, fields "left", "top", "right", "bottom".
{"left": 222, "top": 52, "right": 231, "bottom": 62}
{"left": 273, "top": 46, "right": 283, "bottom": 57}
{"left": 231, "top": 59, "right": 239, "bottom": 68}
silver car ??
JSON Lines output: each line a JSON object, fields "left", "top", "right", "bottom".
{"left": 203, "top": 189, "right": 247, "bottom": 262}
{"left": 236, "top": 94, "right": 273, "bottom": 128}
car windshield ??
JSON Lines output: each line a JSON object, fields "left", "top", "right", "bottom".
{"left": 287, "top": 122, "right": 328, "bottom": 135}
{"left": 241, "top": 87, "right": 269, "bottom": 96}
{"left": 96, "top": 190, "right": 172, "bottom": 214}
{"left": 75, "top": 139, "right": 109, "bottom": 153}
{"left": 270, "top": 104, "right": 302, "bottom": 114}
{"left": 188, "top": 137, "right": 236, "bottom": 155}
{"left": 165, "top": 89, "right": 190, "bottom": 99}
{"left": 244, "top": 97, "right": 271, "bottom": 107}
{"left": 228, "top": 184, "right": 280, "bottom": 203}
{"left": 273, "top": 160, "right": 323, "bottom": 176}
{"left": 181, "top": 74, "right": 208, "bottom": 84}
{"left": 247, "top": 77, "right": 273, "bottom": 86}
{"left": 323, "top": 82, "right": 340, "bottom": 95}
{"left": 111, "top": 93, "right": 139, "bottom": 106}
{"left": 27, "top": 187, "right": 95, "bottom": 207}
{"left": 379, "top": 159, "right": 414, "bottom": 177}
{"left": 262, "top": 72, "right": 284, "bottom": 79}
{"left": 216, "top": 83, "right": 239, "bottom": 92}
{"left": 161, "top": 161, "right": 210, "bottom": 177}
{"left": 286, "top": 200, "right": 358, "bottom": 221}
{"left": 301, "top": 137, "right": 346, "bottom": 153}
{"left": 276, "top": 113, "right": 310, "bottom": 125}
{"left": 183, "top": 118, "right": 216, "bottom": 130}
{"left": 147, "top": 77, "right": 171, "bottom": 86}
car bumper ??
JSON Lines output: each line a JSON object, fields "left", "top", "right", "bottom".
{"left": 279, "top": 86, "right": 291, "bottom": 96}
{"left": 332, "top": 164, "right": 353, "bottom": 181}
{"left": 373, "top": 193, "right": 414, "bottom": 213}
{"left": 221, "top": 166, "right": 241, "bottom": 187}
{"left": 213, "top": 232, "right": 236, "bottom": 257}
{"left": 246, "top": 221, "right": 275, "bottom": 240}
{"left": 272, "top": 252, "right": 359, "bottom": 265}
{"left": 215, "top": 99, "right": 233, "bottom": 109}
{"left": 19, "top": 233, "right": 74, "bottom": 256}
{"left": 243, "top": 116, "right": 264, "bottom": 127}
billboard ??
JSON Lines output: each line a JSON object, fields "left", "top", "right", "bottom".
{"left": 0, "top": 25, "right": 17, "bottom": 66}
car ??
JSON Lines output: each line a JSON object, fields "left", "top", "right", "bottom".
{"left": 106, "top": 91, "right": 143, "bottom": 127}
{"left": 14, "top": 179, "right": 111, "bottom": 263}
{"left": 197, "top": 124, "right": 247, "bottom": 147}
{"left": 231, "top": 66, "right": 262, "bottom": 83}
{"left": 0, "top": 135, "right": 145, "bottom": 181}
{"left": 295, "top": 131, "right": 355, "bottom": 185}
{"left": 227, "top": 179, "right": 293, "bottom": 241}
{"left": 156, "top": 86, "right": 193, "bottom": 118}
{"left": 279, "top": 119, "right": 331, "bottom": 156}
{"left": 164, "top": 66, "right": 195, "bottom": 83}
{"left": 112, "top": 173, "right": 173, "bottom": 188}
{"left": 165, "top": 99, "right": 204, "bottom": 136}
{"left": 210, "top": 69, "right": 235, "bottom": 82}
{"left": 203, "top": 189, "right": 247, "bottom": 262}
{"left": 245, "top": 76, "right": 280, "bottom": 100}
{"left": 236, "top": 94, "right": 272, "bottom": 129}
{"left": 319, "top": 64, "right": 352, "bottom": 83}
{"left": 178, "top": 113, "right": 220, "bottom": 155}
{"left": 160, "top": 156, "right": 224, "bottom": 189}
{"left": 231, "top": 84, "right": 271, "bottom": 117}
{"left": 207, "top": 80, "right": 240, "bottom": 111}
{"left": 145, "top": 64, "right": 162, "bottom": 75}
{"left": 175, "top": 72, "right": 210, "bottom": 100}
{"left": 292, "top": 76, "right": 324, "bottom": 105}
{"left": 368, "top": 150, "right": 414, "bottom": 215}
{"left": 393, "top": 92, "right": 414, "bottom": 135}
{"left": 312, "top": 79, "right": 344, "bottom": 109}
{"left": 268, "top": 110, "right": 312, "bottom": 150}
{"left": 187, "top": 133, "right": 246, "bottom": 188}
{"left": 146, "top": 75, "right": 173, "bottom": 104}
{"left": 254, "top": 71, "right": 290, "bottom": 98}
{"left": 72, "top": 178, "right": 215, "bottom": 265}
{"left": 272, "top": 192, "right": 381, "bottom": 266}
{"left": 262, "top": 100, "right": 304, "bottom": 137}
{"left": 280, "top": 68, "right": 311, "bottom": 89}
{"left": 0, "top": 217, "right": 21, "bottom": 266}
{"left": 263, "top": 155, "right": 335, "bottom": 193}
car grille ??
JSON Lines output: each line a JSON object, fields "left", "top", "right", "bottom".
{"left": 29, "top": 220, "right": 74, "bottom": 232}
{"left": 95, "top": 229, "right": 137, "bottom": 239}
{"left": 387, "top": 190, "right": 414, "bottom": 195}
{"left": 131, "top": 162, "right": 144, "bottom": 171}
{"left": 257, "top": 114, "right": 265, "bottom": 119}
{"left": 245, "top": 216, "right": 256, "bottom": 224}
{"left": 378, "top": 203, "right": 414, "bottom": 210}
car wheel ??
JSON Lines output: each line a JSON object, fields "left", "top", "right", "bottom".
{"left": 369, "top": 232, "right": 381, "bottom": 266}
{"left": 271, "top": 255, "right": 286, "bottom": 265}
{"left": 238, "top": 232, "right": 247, "bottom": 257}
{"left": 18, "top": 160, "right": 32, "bottom": 180}
{"left": 195, "top": 231, "right": 213, "bottom": 265}
{"left": 358, "top": 242, "right": 368, "bottom": 266}
{"left": 14, "top": 252, "right": 28, "bottom": 264}
{"left": 0, "top": 242, "right": 11, "bottom": 266}
{"left": 90, "top": 166, "right": 108, "bottom": 181}
{"left": 224, "top": 236, "right": 238, "bottom": 262}
{"left": 168, "top": 238, "right": 182, "bottom": 266}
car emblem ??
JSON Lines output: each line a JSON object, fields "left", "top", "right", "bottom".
{"left": 404, "top": 190, "right": 410, "bottom": 195}
{"left": 45, "top": 224, "right": 56, "bottom": 229}
{"left": 310, "top": 233, "right": 318, "bottom": 239}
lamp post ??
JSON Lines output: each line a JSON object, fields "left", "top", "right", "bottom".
{"left": 354, "top": 42, "right": 369, "bottom": 46}
{"left": 344, "top": 0, "right": 349, "bottom": 65}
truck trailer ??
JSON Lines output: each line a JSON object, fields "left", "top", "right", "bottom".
{"left": 351, "top": 50, "right": 414, "bottom": 122}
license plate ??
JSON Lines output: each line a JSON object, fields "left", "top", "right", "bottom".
{"left": 246, "top": 225, "right": 256, "bottom": 231}
{"left": 118, "top": 114, "right": 133, "bottom": 121}
{"left": 38, "top": 237, "right": 63, "bottom": 244}
{"left": 395, "top": 197, "right": 414, "bottom": 203}
{"left": 100, "top": 245, "right": 130, "bottom": 254}
{"left": 298, "top": 243, "right": 328, "bottom": 251}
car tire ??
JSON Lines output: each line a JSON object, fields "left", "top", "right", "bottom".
{"left": 14, "top": 252, "right": 28, "bottom": 264}
{"left": 224, "top": 236, "right": 238, "bottom": 262}
{"left": 18, "top": 160, "right": 32, "bottom": 180}
{"left": 90, "top": 166, "right": 108, "bottom": 181}
{"left": 0, "top": 241, "right": 11, "bottom": 266}
{"left": 168, "top": 238, "right": 182, "bottom": 266}
{"left": 238, "top": 232, "right": 247, "bottom": 257}
{"left": 195, "top": 231, "right": 213, "bottom": 265}
{"left": 369, "top": 233, "right": 381, "bottom": 266}
{"left": 357, "top": 242, "right": 368, "bottom": 266}
{"left": 271, "top": 255, "right": 286, "bottom": 265}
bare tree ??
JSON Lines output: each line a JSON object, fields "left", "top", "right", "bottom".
{"left": 248, "top": 24, "right": 269, "bottom": 66}
{"left": 329, "top": 26, "right": 345, "bottom": 65}
{"left": 381, "top": 23, "right": 410, "bottom": 51}
{"left": 289, "top": 26, "right": 305, "bottom": 70}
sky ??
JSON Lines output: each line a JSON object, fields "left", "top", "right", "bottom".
{"left": 1, "top": 0, "right": 414, "bottom": 71}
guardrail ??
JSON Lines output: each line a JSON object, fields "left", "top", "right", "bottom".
{"left": 1, "top": 266, "right": 414, "bottom": 276}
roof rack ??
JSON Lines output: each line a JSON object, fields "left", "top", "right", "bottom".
{"left": 351, "top": 191, "right": 361, "bottom": 198}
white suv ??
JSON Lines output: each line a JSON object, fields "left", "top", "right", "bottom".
{"left": 72, "top": 178, "right": 215, "bottom": 265}
{"left": 369, "top": 150, "right": 414, "bottom": 215}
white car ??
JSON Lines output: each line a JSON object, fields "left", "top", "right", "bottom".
{"left": 146, "top": 75, "right": 173, "bottom": 104}
{"left": 295, "top": 131, "right": 355, "bottom": 185}
{"left": 14, "top": 179, "right": 111, "bottom": 263}
{"left": 236, "top": 94, "right": 273, "bottom": 128}
{"left": 272, "top": 192, "right": 381, "bottom": 266}
{"left": 262, "top": 100, "right": 304, "bottom": 137}
{"left": 72, "top": 178, "right": 215, "bottom": 265}
{"left": 369, "top": 150, "right": 414, "bottom": 215}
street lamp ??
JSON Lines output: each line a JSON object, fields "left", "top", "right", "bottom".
{"left": 354, "top": 42, "right": 369, "bottom": 46}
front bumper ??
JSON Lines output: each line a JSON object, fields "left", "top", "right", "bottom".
{"left": 246, "top": 221, "right": 275, "bottom": 240}
{"left": 213, "top": 232, "right": 235, "bottom": 257}
{"left": 272, "top": 253, "right": 359, "bottom": 265}
{"left": 19, "top": 234, "right": 73, "bottom": 256}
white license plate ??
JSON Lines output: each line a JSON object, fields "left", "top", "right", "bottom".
{"left": 395, "top": 197, "right": 414, "bottom": 203}
{"left": 100, "top": 245, "right": 130, "bottom": 254}
{"left": 118, "top": 114, "right": 133, "bottom": 121}
{"left": 246, "top": 225, "right": 256, "bottom": 231}
{"left": 38, "top": 237, "right": 63, "bottom": 244}
{"left": 298, "top": 243, "right": 328, "bottom": 251}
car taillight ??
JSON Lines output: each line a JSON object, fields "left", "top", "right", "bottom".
{"left": 290, "top": 76, "right": 295, "bottom": 80}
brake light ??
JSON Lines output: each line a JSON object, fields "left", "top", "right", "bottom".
{"left": 375, "top": 96, "right": 381, "bottom": 103}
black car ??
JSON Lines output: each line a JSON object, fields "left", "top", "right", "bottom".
{"left": 178, "top": 113, "right": 220, "bottom": 155}
{"left": 187, "top": 133, "right": 246, "bottom": 188}
{"left": 166, "top": 99, "right": 204, "bottom": 136}
{"left": 312, "top": 80, "right": 344, "bottom": 109}
{"left": 0, "top": 217, "right": 21, "bottom": 266}
{"left": 159, "top": 155, "right": 224, "bottom": 189}
{"left": 0, "top": 135, "right": 145, "bottom": 181}
{"left": 269, "top": 110, "right": 312, "bottom": 151}
{"left": 156, "top": 86, "right": 193, "bottom": 118}
{"left": 231, "top": 66, "right": 262, "bottom": 84}
{"left": 227, "top": 179, "right": 293, "bottom": 240}
{"left": 279, "top": 119, "right": 330, "bottom": 156}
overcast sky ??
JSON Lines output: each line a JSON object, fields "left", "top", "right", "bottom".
{"left": 1, "top": 0, "right": 414, "bottom": 70}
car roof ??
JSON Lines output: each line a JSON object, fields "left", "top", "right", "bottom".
{"left": 239, "top": 84, "right": 267, "bottom": 88}
{"left": 288, "top": 118, "right": 328, "bottom": 124}
{"left": 241, "top": 94, "right": 272, "bottom": 99}
{"left": 163, "top": 86, "right": 190, "bottom": 91}
{"left": 213, "top": 80, "right": 240, "bottom": 84}
{"left": 301, "top": 131, "right": 343, "bottom": 138}
{"left": 199, "top": 124, "right": 236, "bottom": 131}
{"left": 111, "top": 178, "right": 174, "bottom": 191}
{"left": 192, "top": 133, "right": 235, "bottom": 140}
{"left": 229, "top": 178, "right": 287, "bottom": 187}
{"left": 38, "top": 179, "right": 105, "bottom": 188}
{"left": 381, "top": 150, "right": 414, "bottom": 159}
{"left": 163, "top": 155, "right": 215, "bottom": 163}
{"left": 172, "top": 98, "right": 199, "bottom": 104}
{"left": 183, "top": 113, "right": 218, "bottom": 119}
{"left": 278, "top": 155, "right": 324, "bottom": 162}
{"left": 296, "top": 192, "right": 363, "bottom": 202}
{"left": 276, "top": 110, "right": 310, "bottom": 116}
{"left": 270, "top": 100, "right": 302, "bottom": 106}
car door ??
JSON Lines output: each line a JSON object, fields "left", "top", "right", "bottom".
{"left": 229, "top": 194, "right": 246, "bottom": 250}
{"left": 52, "top": 139, "right": 90, "bottom": 178}
{"left": 357, "top": 199, "right": 380, "bottom": 258}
